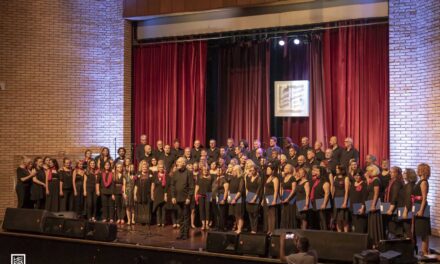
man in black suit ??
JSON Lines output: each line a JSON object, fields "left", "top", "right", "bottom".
{"left": 135, "top": 134, "right": 147, "bottom": 164}
{"left": 250, "top": 139, "right": 264, "bottom": 161}
{"left": 287, "top": 147, "right": 298, "bottom": 167}
{"left": 207, "top": 139, "right": 220, "bottom": 165}
{"left": 225, "top": 138, "right": 236, "bottom": 159}
{"left": 340, "top": 137, "right": 359, "bottom": 169}
{"left": 329, "top": 136, "right": 342, "bottom": 165}
{"left": 324, "top": 148, "right": 338, "bottom": 174}
{"left": 191, "top": 139, "right": 202, "bottom": 162}
{"left": 153, "top": 140, "right": 165, "bottom": 160}
{"left": 313, "top": 141, "right": 325, "bottom": 162}
{"left": 171, "top": 157, "right": 194, "bottom": 240}
{"left": 171, "top": 139, "right": 184, "bottom": 160}
{"left": 266, "top": 137, "right": 282, "bottom": 159}
{"left": 162, "top": 144, "right": 175, "bottom": 172}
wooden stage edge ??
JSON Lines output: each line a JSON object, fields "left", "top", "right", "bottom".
{"left": 0, "top": 225, "right": 282, "bottom": 264}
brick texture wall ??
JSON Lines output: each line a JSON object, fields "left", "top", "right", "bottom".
{"left": 0, "top": 0, "right": 131, "bottom": 217}
{"left": 389, "top": 0, "right": 440, "bottom": 234}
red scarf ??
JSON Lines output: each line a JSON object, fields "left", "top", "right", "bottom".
{"left": 385, "top": 178, "right": 396, "bottom": 203}
{"left": 102, "top": 171, "right": 113, "bottom": 188}
{"left": 158, "top": 171, "right": 166, "bottom": 187}
{"left": 310, "top": 177, "right": 320, "bottom": 202}
{"left": 355, "top": 181, "right": 364, "bottom": 192}
{"left": 47, "top": 168, "right": 53, "bottom": 181}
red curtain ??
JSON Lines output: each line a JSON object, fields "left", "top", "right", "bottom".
{"left": 216, "top": 41, "right": 271, "bottom": 145}
{"left": 322, "top": 23, "right": 389, "bottom": 164}
{"left": 133, "top": 41, "right": 207, "bottom": 149}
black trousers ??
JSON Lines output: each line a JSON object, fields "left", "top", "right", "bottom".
{"left": 16, "top": 184, "right": 32, "bottom": 209}
{"left": 86, "top": 190, "right": 97, "bottom": 219}
{"left": 101, "top": 194, "right": 114, "bottom": 221}
{"left": 267, "top": 206, "right": 277, "bottom": 233}
{"left": 155, "top": 203, "right": 166, "bottom": 225}
{"left": 75, "top": 192, "right": 85, "bottom": 216}
{"left": 61, "top": 189, "right": 74, "bottom": 211}
{"left": 248, "top": 211, "right": 259, "bottom": 232}
{"left": 198, "top": 197, "right": 210, "bottom": 221}
{"left": 176, "top": 202, "right": 190, "bottom": 238}
{"left": 214, "top": 202, "right": 227, "bottom": 230}
{"left": 114, "top": 194, "right": 125, "bottom": 220}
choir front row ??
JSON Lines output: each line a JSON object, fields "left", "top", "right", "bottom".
{"left": 15, "top": 155, "right": 431, "bottom": 254}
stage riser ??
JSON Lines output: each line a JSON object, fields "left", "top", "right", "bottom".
{"left": 0, "top": 233, "right": 278, "bottom": 264}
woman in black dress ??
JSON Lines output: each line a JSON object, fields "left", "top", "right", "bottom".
{"left": 280, "top": 164, "right": 297, "bottom": 229}
{"left": 213, "top": 167, "right": 229, "bottom": 231}
{"left": 348, "top": 160, "right": 359, "bottom": 182}
{"left": 229, "top": 165, "right": 245, "bottom": 234}
{"left": 43, "top": 156, "right": 51, "bottom": 171}
{"left": 96, "top": 147, "right": 113, "bottom": 170}
{"left": 310, "top": 165, "right": 331, "bottom": 230}
{"left": 151, "top": 162, "right": 167, "bottom": 227}
{"left": 60, "top": 158, "right": 74, "bottom": 212}
{"left": 16, "top": 157, "right": 36, "bottom": 208}
{"left": 84, "top": 160, "right": 99, "bottom": 221}
{"left": 190, "top": 162, "right": 199, "bottom": 229}
{"left": 332, "top": 165, "right": 350, "bottom": 232}
{"left": 384, "top": 166, "right": 403, "bottom": 238}
{"left": 349, "top": 168, "right": 368, "bottom": 233}
{"left": 73, "top": 160, "right": 86, "bottom": 217}
{"left": 31, "top": 157, "right": 46, "bottom": 209}
{"left": 413, "top": 163, "right": 431, "bottom": 255}
{"left": 195, "top": 164, "right": 214, "bottom": 230}
{"left": 136, "top": 162, "right": 152, "bottom": 225}
{"left": 245, "top": 162, "right": 262, "bottom": 233}
{"left": 98, "top": 161, "right": 115, "bottom": 222}
{"left": 398, "top": 168, "right": 417, "bottom": 238}
{"left": 263, "top": 165, "right": 279, "bottom": 235}
{"left": 296, "top": 167, "right": 310, "bottom": 230}
{"left": 45, "top": 159, "right": 60, "bottom": 212}
{"left": 379, "top": 160, "right": 391, "bottom": 202}
{"left": 366, "top": 165, "right": 383, "bottom": 247}
{"left": 123, "top": 164, "right": 137, "bottom": 225}
{"left": 114, "top": 162, "right": 125, "bottom": 224}
{"left": 165, "top": 165, "right": 178, "bottom": 228}
{"left": 82, "top": 149, "right": 93, "bottom": 170}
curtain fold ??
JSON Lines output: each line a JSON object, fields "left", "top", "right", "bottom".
{"left": 133, "top": 41, "right": 207, "bottom": 151}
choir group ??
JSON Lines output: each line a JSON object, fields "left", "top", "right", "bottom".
{"left": 15, "top": 135, "right": 431, "bottom": 254}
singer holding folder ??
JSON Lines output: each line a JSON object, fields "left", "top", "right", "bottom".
{"left": 194, "top": 165, "right": 214, "bottom": 231}
{"left": 332, "top": 165, "right": 350, "bottom": 232}
{"left": 245, "top": 162, "right": 262, "bottom": 234}
{"left": 310, "top": 165, "right": 331, "bottom": 230}
{"left": 228, "top": 165, "right": 245, "bottom": 234}
{"left": 413, "top": 163, "right": 431, "bottom": 256}
{"left": 263, "top": 165, "right": 279, "bottom": 235}
{"left": 365, "top": 165, "right": 384, "bottom": 247}
{"left": 349, "top": 169, "right": 368, "bottom": 233}
{"left": 296, "top": 167, "right": 310, "bottom": 230}
{"left": 280, "top": 164, "right": 297, "bottom": 229}
{"left": 383, "top": 166, "right": 403, "bottom": 238}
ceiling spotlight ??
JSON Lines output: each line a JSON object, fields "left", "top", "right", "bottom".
{"left": 293, "top": 38, "right": 300, "bottom": 45}
{"left": 278, "top": 39, "right": 285, "bottom": 46}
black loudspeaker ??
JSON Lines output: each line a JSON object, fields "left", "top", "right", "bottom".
{"left": 52, "top": 211, "right": 78, "bottom": 219}
{"left": 2, "top": 208, "right": 52, "bottom": 233}
{"left": 206, "top": 231, "right": 239, "bottom": 254}
{"left": 85, "top": 222, "right": 117, "bottom": 242}
{"left": 237, "top": 233, "right": 268, "bottom": 257}
{"left": 268, "top": 234, "right": 297, "bottom": 258}
{"left": 43, "top": 217, "right": 88, "bottom": 239}
{"left": 297, "top": 229, "right": 369, "bottom": 262}
{"left": 378, "top": 239, "right": 417, "bottom": 264}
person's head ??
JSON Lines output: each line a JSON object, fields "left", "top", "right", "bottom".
{"left": 116, "top": 162, "right": 123, "bottom": 173}
{"left": 284, "top": 137, "right": 293, "bottom": 148}
{"left": 234, "top": 146, "right": 242, "bottom": 155}
{"left": 84, "top": 149, "right": 92, "bottom": 159}
{"left": 232, "top": 165, "right": 243, "bottom": 177}
{"left": 157, "top": 140, "right": 163, "bottom": 150}
{"left": 101, "top": 147, "right": 110, "bottom": 157}
{"left": 266, "top": 165, "right": 275, "bottom": 176}
{"left": 311, "top": 165, "right": 321, "bottom": 178}
{"left": 201, "top": 164, "right": 209, "bottom": 176}
{"left": 182, "top": 147, "right": 190, "bottom": 158}
{"left": 336, "top": 165, "right": 346, "bottom": 175}
{"left": 157, "top": 162, "right": 164, "bottom": 173}
{"left": 124, "top": 158, "right": 132, "bottom": 166}
{"left": 240, "top": 155, "right": 248, "bottom": 165}
{"left": 253, "top": 139, "right": 261, "bottom": 149}
{"left": 366, "top": 165, "right": 380, "bottom": 178}
{"left": 297, "top": 167, "right": 306, "bottom": 180}
{"left": 297, "top": 155, "right": 306, "bottom": 166}
{"left": 104, "top": 161, "right": 111, "bottom": 171}
{"left": 173, "top": 139, "right": 180, "bottom": 149}
{"left": 63, "top": 158, "right": 72, "bottom": 169}
{"left": 33, "top": 157, "right": 43, "bottom": 169}
{"left": 176, "top": 157, "right": 186, "bottom": 170}
{"left": 117, "top": 147, "right": 126, "bottom": 157}
{"left": 210, "top": 161, "right": 217, "bottom": 171}
{"left": 43, "top": 156, "right": 51, "bottom": 167}
{"left": 50, "top": 158, "right": 59, "bottom": 170}
{"left": 283, "top": 164, "right": 295, "bottom": 176}
{"left": 192, "top": 162, "right": 199, "bottom": 171}
{"left": 227, "top": 138, "right": 234, "bottom": 148}
{"left": 365, "top": 154, "right": 377, "bottom": 166}
{"left": 269, "top": 137, "right": 277, "bottom": 147}
{"left": 256, "top": 148, "right": 263, "bottom": 157}
{"left": 151, "top": 158, "right": 157, "bottom": 166}
{"left": 329, "top": 136, "right": 338, "bottom": 147}
{"left": 230, "top": 158, "right": 238, "bottom": 166}
{"left": 194, "top": 139, "right": 201, "bottom": 149}
{"left": 325, "top": 148, "right": 333, "bottom": 159}
{"left": 417, "top": 163, "right": 430, "bottom": 179}
{"left": 280, "top": 154, "right": 287, "bottom": 164}
{"left": 144, "top": 144, "right": 152, "bottom": 154}
{"left": 344, "top": 137, "right": 353, "bottom": 149}
{"left": 76, "top": 160, "right": 83, "bottom": 169}
{"left": 403, "top": 168, "right": 417, "bottom": 184}
{"left": 209, "top": 139, "right": 216, "bottom": 149}
{"left": 306, "top": 149, "right": 315, "bottom": 160}
{"left": 141, "top": 162, "right": 148, "bottom": 173}
{"left": 353, "top": 168, "right": 364, "bottom": 183}
{"left": 201, "top": 149, "right": 208, "bottom": 157}
{"left": 140, "top": 134, "right": 147, "bottom": 144}
{"left": 239, "top": 139, "right": 249, "bottom": 149}
{"left": 288, "top": 147, "right": 296, "bottom": 157}
{"left": 259, "top": 157, "right": 267, "bottom": 167}
{"left": 88, "top": 160, "right": 96, "bottom": 170}
{"left": 271, "top": 149, "right": 278, "bottom": 160}
{"left": 301, "top": 137, "right": 309, "bottom": 147}
{"left": 390, "top": 166, "right": 402, "bottom": 180}
{"left": 163, "top": 144, "right": 171, "bottom": 154}
{"left": 349, "top": 160, "right": 358, "bottom": 171}
{"left": 186, "top": 163, "right": 193, "bottom": 172}
{"left": 219, "top": 147, "right": 226, "bottom": 156}
{"left": 296, "top": 236, "right": 310, "bottom": 253}
{"left": 381, "top": 159, "right": 389, "bottom": 170}
{"left": 314, "top": 141, "right": 322, "bottom": 151}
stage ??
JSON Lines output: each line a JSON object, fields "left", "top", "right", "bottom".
{"left": 0, "top": 225, "right": 281, "bottom": 264}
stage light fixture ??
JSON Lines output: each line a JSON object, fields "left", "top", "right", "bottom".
{"left": 278, "top": 39, "right": 285, "bottom": 46}
{"left": 293, "top": 38, "right": 300, "bottom": 45}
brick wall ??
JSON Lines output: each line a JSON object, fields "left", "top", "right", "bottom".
{"left": 389, "top": 0, "right": 440, "bottom": 234}
{"left": 0, "top": 0, "right": 131, "bottom": 217}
